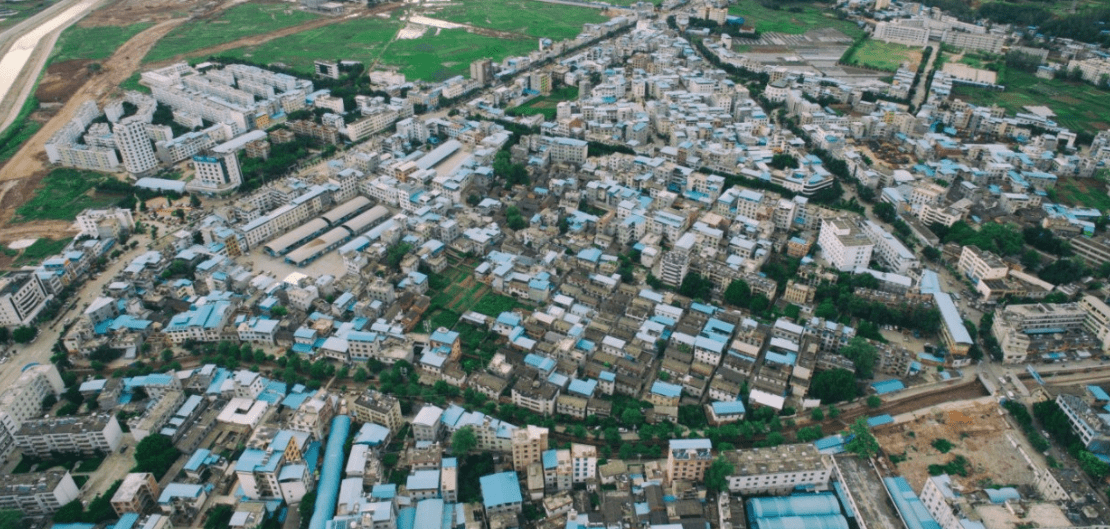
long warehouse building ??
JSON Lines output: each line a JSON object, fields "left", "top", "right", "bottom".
{"left": 263, "top": 197, "right": 374, "bottom": 256}
{"left": 285, "top": 205, "right": 391, "bottom": 266}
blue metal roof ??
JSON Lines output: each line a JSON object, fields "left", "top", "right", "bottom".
{"left": 871, "top": 379, "right": 906, "bottom": 395}
{"left": 1088, "top": 385, "right": 1110, "bottom": 401}
{"left": 407, "top": 469, "right": 440, "bottom": 491}
{"left": 984, "top": 488, "right": 1021, "bottom": 504}
{"left": 309, "top": 415, "right": 351, "bottom": 529}
{"left": 542, "top": 450, "right": 559, "bottom": 470}
{"left": 711, "top": 400, "right": 746, "bottom": 415}
{"left": 651, "top": 380, "right": 683, "bottom": 398}
{"left": 883, "top": 477, "right": 941, "bottom": 529}
{"left": 867, "top": 415, "right": 894, "bottom": 428}
{"left": 479, "top": 472, "right": 522, "bottom": 509}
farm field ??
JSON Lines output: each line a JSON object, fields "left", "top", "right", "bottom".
{"left": 728, "top": 1, "right": 864, "bottom": 38}
{"left": 14, "top": 169, "right": 122, "bottom": 223}
{"left": 845, "top": 40, "right": 922, "bottom": 72}
{"left": 382, "top": 29, "right": 535, "bottom": 81}
{"left": 430, "top": 0, "right": 608, "bottom": 40}
{"left": 143, "top": 2, "right": 319, "bottom": 63}
{"left": 1051, "top": 175, "right": 1110, "bottom": 212}
{"left": 421, "top": 258, "right": 533, "bottom": 331}
{"left": 951, "top": 69, "right": 1110, "bottom": 135}
{"left": 49, "top": 22, "right": 154, "bottom": 64}
{"left": 222, "top": 17, "right": 399, "bottom": 75}
{"left": 508, "top": 86, "right": 578, "bottom": 120}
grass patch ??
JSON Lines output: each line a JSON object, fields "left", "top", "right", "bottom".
{"left": 0, "top": 95, "right": 41, "bottom": 164}
{"left": 951, "top": 69, "right": 1110, "bottom": 135}
{"left": 120, "top": 72, "right": 148, "bottom": 93}
{"left": 433, "top": 0, "right": 608, "bottom": 40}
{"left": 928, "top": 455, "right": 970, "bottom": 477}
{"left": 728, "top": 2, "right": 864, "bottom": 38}
{"left": 222, "top": 17, "right": 397, "bottom": 75}
{"left": 1052, "top": 176, "right": 1110, "bottom": 211}
{"left": 14, "top": 169, "right": 123, "bottom": 223}
{"left": 507, "top": 86, "right": 578, "bottom": 120}
{"left": 15, "top": 238, "right": 74, "bottom": 266}
{"left": 471, "top": 292, "right": 532, "bottom": 317}
{"left": 382, "top": 29, "right": 536, "bottom": 82}
{"left": 844, "top": 39, "right": 922, "bottom": 72}
{"left": 0, "top": 1, "right": 48, "bottom": 32}
{"left": 50, "top": 22, "right": 153, "bottom": 64}
{"left": 73, "top": 475, "right": 89, "bottom": 489}
{"left": 144, "top": 3, "right": 320, "bottom": 63}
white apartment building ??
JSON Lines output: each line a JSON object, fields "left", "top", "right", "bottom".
{"left": 818, "top": 217, "right": 874, "bottom": 271}
{"left": 862, "top": 220, "right": 919, "bottom": 274}
{"left": 190, "top": 151, "right": 242, "bottom": 193}
{"left": 957, "top": 245, "right": 1008, "bottom": 283}
{"left": 873, "top": 21, "right": 930, "bottom": 47}
{"left": 941, "top": 30, "right": 1004, "bottom": 54}
{"left": 76, "top": 207, "right": 135, "bottom": 239}
{"left": 571, "top": 443, "right": 597, "bottom": 484}
{"left": 114, "top": 116, "right": 158, "bottom": 176}
{"left": 0, "top": 272, "right": 48, "bottom": 326}
{"left": 413, "top": 404, "right": 444, "bottom": 443}
{"left": 13, "top": 414, "right": 124, "bottom": 457}
{"left": 0, "top": 363, "right": 64, "bottom": 427}
{"left": 1056, "top": 393, "right": 1110, "bottom": 453}
{"left": 920, "top": 474, "right": 963, "bottom": 529}
{"left": 659, "top": 232, "right": 695, "bottom": 286}
{"left": 1080, "top": 295, "right": 1110, "bottom": 353}
{"left": 1067, "top": 57, "right": 1110, "bottom": 85}
{"left": 724, "top": 443, "right": 832, "bottom": 495}
{"left": 0, "top": 471, "right": 80, "bottom": 517}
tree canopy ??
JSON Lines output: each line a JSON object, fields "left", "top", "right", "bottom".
{"left": 133, "top": 434, "right": 180, "bottom": 479}
{"left": 841, "top": 337, "right": 878, "bottom": 379}
{"left": 704, "top": 456, "right": 734, "bottom": 494}
{"left": 809, "top": 369, "right": 858, "bottom": 404}
{"left": 452, "top": 426, "right": 478, "bottom": 454}
{"left": 845, "top": 417, "right": 880, "bottom": 459}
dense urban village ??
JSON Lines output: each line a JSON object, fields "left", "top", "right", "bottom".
{"left": 6, "top": 1, "right": 1110, "bottom": 529}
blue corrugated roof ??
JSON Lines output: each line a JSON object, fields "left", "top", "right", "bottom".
{"left": 984, "top": 487, "right": 1021, "bottom": 504}
{"left": 479, "top": 472, "right": 522, "bottom": 509}
{"left": 542, "top": 450, "right": 559, "bottom": 470}
{"left": 883, "top": 477, "right": 941, "bottom": 529}
{"left": 871, "top": 379, "right": 905, "bottom": 395}
{"left": 711, "top": 400, "right": 746, "bottom": 415}
{"left": 309, "top": 416, "right": 351, "bottom": 529}
{"left": 867, "top": 415, "right": 894, "bottom": 428}
{"left": 1088, "top": 385, "right": 1110, "bottom": 401}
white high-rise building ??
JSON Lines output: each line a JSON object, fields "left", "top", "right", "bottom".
{"left": 818, "top": 217, "right": 874, "bottom": 271}
{"left": 114, "top": 116, "right": 158, "bottom": 176}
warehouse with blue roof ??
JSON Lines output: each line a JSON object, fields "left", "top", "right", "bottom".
{"left": 746, "top": 493, "right": 849, "bottom": 529}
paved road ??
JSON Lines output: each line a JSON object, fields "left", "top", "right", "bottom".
{"left": 0, "top": 232, "right": 154, "bottom": 390}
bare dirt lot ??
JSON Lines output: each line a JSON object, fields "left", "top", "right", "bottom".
{"left": 875, "top": 401, "right": 1034, "bottom": 493}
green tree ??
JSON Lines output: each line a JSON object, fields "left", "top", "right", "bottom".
{"left": 204, "top": 505, "right": 233, "bottom": 529}
{"left": 133, "top": 434, "right": 180, "bottom": 479}
{"left": 452, "top": 426, "right": 478, "bottom": 454}
{"left": 845, "top": 417, "right": 880, "bottom": 459}
{"left": 873, "top": 202, "right": 897, "bottom": 223}
{"left": 809, "top": 369, "right": 858, "bottom": 404}
{"left": 12, "top": 326, "right": 36, "bottom": 343}
{"left": 867, "top": 396, "right": 883, "bottom": 408}
{"left": 841, "top": 337, "right": 878, "bottom": 379}
{"left": 810, "top": 407, "right": 825, "bottom": 421}
{"left": 704, "top": 456, "right": 734, "bottom": 494}
{"left": 796, "top": 425, "right": 823, "bottom": 442}
{"left": 353, "top": 367, "right": 368, "bottom": 383}
{"left": 0, "top": 510, "right": 23, "bottom": 529}
{"left": 160, "top": 349, "right": 174, "bottom": 363}
{"left": 299, "top": 492, "right": 316, "bottom": 529}
{"left": 723, "top": 279, "right": 751, "bottom": 308}
{"left": 678, "top": 272, "right": 713, "bottom": 300}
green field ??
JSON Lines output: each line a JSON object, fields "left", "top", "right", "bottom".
{"left": 728, "top": 2, "right": 864, "bottom": 38}
{"left": 507, "top": 86, "right": 578, "bottom": 119}
{"left": 14, "top": 238, "right": 74, "bottom": 266}
{"left": 223, "top": 17, "right": 399, "bottom": 75}
{"left": 1052, "top": 175, "right": 1110, "bottom": 211}
{"left": 50, "top": 22, "right": 153, "bottom": 64}
{"left": 144, "top": 2, "right": 319, "bottom": 63}
{"left": 951, "top": 69, "right": 1110, "bottom": 135}
{"left": 383, "top": 29, "right": 536, "bottom": 82}
{"left": 432, "top": 0, "right": 608, "bottom": 40}
{"left": 845, "top": 40, "right": 922, "bottom": 72}
{"left": 14, "top": 169, "right": 121, "bottom": 223}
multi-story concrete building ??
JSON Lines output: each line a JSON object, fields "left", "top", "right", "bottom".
{"left": 571, "top": 443, "right": 597, "bottom": 484}
{"left": 0, "top": 471, "right": 80, "bottom": 518}
{"left": 941, "top": 30, "right": 1004, "bottom": 53}
{"left": 1080, "top": 295, "right": 1110, "bottom": 353}
{"left": 13, "top": 414, "right": 124, "bottom": 457}
{"left": 862, "top": 220, "right": 919, "bottom": 274}
{"left": 111, "top": 473, "right": 161, "bottom": 516}
{"left": 479, "top": 472, "right": 523, "bottom": 515}
{"left": 992, "top": 302, "right": 1088, "bottom": 364}
{"left": 413, "top": 404, "right": 444, "bottom": 443}
{"left": 0, "top": 272, "right": 48, "bottom": 327}
{"left": 957, "top": 245, "right": 1008, "bottom": 284}
{"left": 511, "top": 425, "right": 549, "bottom": 471}
{"left": 114, "top": 116, "right": 158, "bottom": 177}
{"left": 666, "top": 438, "right": 713, "bottom": 484}
{"left": 818, "top": 217, "right": 873, "bottom": 271}
{"left": 724, "top": 443, "right": 831, "bottom": 495}
{"left": 1056, "top": 393, "right": 1110, "bottom": 455}
{"left": 659, "top": 232, "right": 695, "bottom": 286}
{"left": 873, "top": 20, "right": 930, "bottom": 46}
{"left": 351, "top": 389, "right": 403, "bottom": 433}
{"left": 189, "top": 152, "right": 242, "bottom": 195}
{"left": 0, "top": 363, "right": 64, "bottom": 426}
{"left": 76, "top": 207, "right": 135, "bottom": 239}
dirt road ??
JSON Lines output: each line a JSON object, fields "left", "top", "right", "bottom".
{"left": 0, "top": 19, "right": 185, "bottom": 241}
